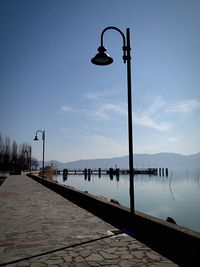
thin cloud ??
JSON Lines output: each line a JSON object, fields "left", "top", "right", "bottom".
{"left": 85, "top": 90, "right": 127, "bottom": 120}
{"left": 134, "top": 96, "right": 200, "bottom": 131}
{"left": 84, "top": 89, "right": 121, "bottom": 101}
{"left": 170, "top": 99, "right": 200, "bottom": 112}
{"left": 134, "top": 113, "right": 171, "bottom": 131}
{"left": 146, "top": 95, "right": 166, "bottom": 115}
{"left": 168, "top": 136, "right": 182, "bottom": 142}
{"left": 59, "top": 105, "right": 75, "bottom": 113}
{"left": 134, "top": 96, "right": 172, "bottom": 131}
{"left": 94, "top": 102, "right": 127, "bottom": 119}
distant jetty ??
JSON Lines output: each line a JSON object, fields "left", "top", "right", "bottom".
{"left": 60, "top": 167, "right": 168, "bottom": 177}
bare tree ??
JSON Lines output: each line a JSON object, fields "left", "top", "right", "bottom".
{"left": 0, "top": 133, "right": 4, "bottom": 169}
{"left": 3, "top": 137, "right": 11, "bottom": 171}
{"left": 0, "top": 133, "right": 32, "bottom": 173}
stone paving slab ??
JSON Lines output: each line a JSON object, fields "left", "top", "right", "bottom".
{"left": 0, "top": 175, "right": 178, "bottom": 266}
{"left": 16, "top": 234, "right": 178, "bottom": 267}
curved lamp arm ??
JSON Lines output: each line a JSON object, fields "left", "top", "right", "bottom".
{"left": 100, "top": 26, "right": 129, "bottom": 63}
{"left": 34, "top": 130, "right": 45, "bottom": 140}
{"left": 101, "top": 26, "right": 126, "bottom": 47}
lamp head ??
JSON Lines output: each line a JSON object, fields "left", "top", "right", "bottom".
{"left": 91, "top": 46, "right": 113, "bottom": 66}
{"left": 33, "top": 135, "right": 39, "bottom": 141}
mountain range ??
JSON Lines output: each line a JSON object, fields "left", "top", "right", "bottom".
{"left": 41, "top": 152, "right": 200, "bottom": 170}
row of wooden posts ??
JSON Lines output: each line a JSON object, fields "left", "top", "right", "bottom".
{"left": 61, "top": 167, "right": 169, "bottom": 177}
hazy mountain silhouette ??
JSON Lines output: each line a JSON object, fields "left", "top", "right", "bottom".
{"left": 41, "top": 152, "right": 200, "bottom": 170}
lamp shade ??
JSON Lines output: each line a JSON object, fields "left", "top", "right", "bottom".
{"left": 91, "top": 46, "right": 113, "bottom": 66}
{"left": 33, "top": 136, "right": 39, "bottom": 141}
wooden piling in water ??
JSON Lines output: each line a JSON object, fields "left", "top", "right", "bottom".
{"left": 63, "top": 169, "right": 68, "bottom": 175}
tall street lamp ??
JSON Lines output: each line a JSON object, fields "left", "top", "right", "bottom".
{"left": 91, "top": 26, "right": 135, "bottom": 213}
{"left": 34, "top": 130, "right": 45, "bottom": 178}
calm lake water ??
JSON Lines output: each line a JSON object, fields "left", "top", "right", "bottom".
{"left": 54, "top": 168, "right": 200, "bottom": 232}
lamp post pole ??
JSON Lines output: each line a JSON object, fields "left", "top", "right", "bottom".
{"left": 126, "top": 28, "right": 134, "bottom": 213}
{"left": 91, "top": 27, "right": 135, "bottom": 213}
{"left": 34, "top": 130, "right": 45, "bottom": 178}
{"left": 42, "top": 131, "right": 45, "bottom": 176}
{"left": 29, "top": 146, "right": 32, "bottom": 172}
{"left": 24, "top": 150, "right": 29, "bottom": 172}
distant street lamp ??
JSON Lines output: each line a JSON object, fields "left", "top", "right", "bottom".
{"left": 91, "top": 26, "right": 135, "bottom": 213}
{"left": 24, "top": 150, "right": 28, "bottom": 171}
{"left": 34, "top": 130, "right": 45, "bottom": 178}
{"left": 24, "top": 146, "right": 32, "bottom": 172}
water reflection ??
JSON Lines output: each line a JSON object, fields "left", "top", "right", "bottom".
{"left": 54, "top": 168, "right": 200, "bottom": 232}
{"left": 168, "top": 171, "right": 174, "bottom": 200}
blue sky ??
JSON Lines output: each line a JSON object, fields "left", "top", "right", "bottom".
{"left": 1, "top": 0, "right": 200, "bottom": 162}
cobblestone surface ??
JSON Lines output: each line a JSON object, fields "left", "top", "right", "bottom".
{"left": 0, "top": 175, "right": 178, "bottom": 266}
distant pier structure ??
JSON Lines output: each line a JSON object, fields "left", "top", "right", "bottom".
{"left": 62, "top": 167, "right": 169, "bottom": 177}
{"left": 158, "top": 167, "right": 169, "bottom": 177}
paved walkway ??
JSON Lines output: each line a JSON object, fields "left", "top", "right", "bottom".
{"left": 0, "top": 175, "right": 178, "bottom": 267}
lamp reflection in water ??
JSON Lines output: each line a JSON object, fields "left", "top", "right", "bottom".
{"left": 91, "top": 26, "right": 135, "bottom": 213}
